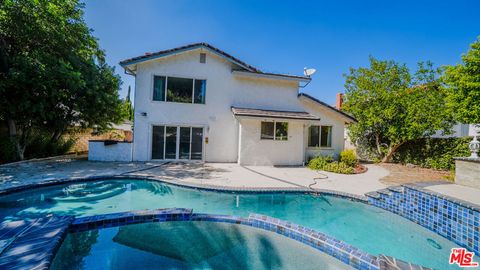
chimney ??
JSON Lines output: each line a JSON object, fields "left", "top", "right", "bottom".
{"left": 335, "top": 93, "right": 344, "bottom": 110}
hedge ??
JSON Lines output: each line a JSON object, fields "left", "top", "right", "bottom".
{"left": 0, "top": 129, "right": 76, "bottom": 164}
{"left": 392, "top": 137, "right": 470, "bottom": 170}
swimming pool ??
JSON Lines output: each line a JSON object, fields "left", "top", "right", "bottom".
{"left": 0, "top": 179, "right": 465, "bottom": 269}
{"left": 50, "top": 221, "right": 354, "bottom": 270}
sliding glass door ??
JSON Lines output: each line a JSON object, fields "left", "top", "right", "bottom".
{"left": 191, "top": 128, "right": 203, "bottom": 160}
{"left": 179, "top": 127, "right": 191, "bottom": 159}
{"left": 151, "top": 126, "right": 164, "bottom": 159}
{"left": 151, "top": 125, "right": 203, "bottom": 160}
{"left": 165, "top": 126, "right": 177, "bottom": 159}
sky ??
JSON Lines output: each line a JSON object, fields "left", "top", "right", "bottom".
{"left": 83, "top": 0, "right": 480, "bottom": 105}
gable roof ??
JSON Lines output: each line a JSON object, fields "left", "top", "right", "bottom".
{"left": 119, "top": 42, "right": 310, "bottom": 82}
{"left": 298, "top": 93, "right": 357, "bottom": 123}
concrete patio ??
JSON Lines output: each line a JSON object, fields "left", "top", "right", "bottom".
{"left": 0, "top": 156, "right": 479, "bottom": 206}
{"left": 130, "top": 162, "right": 389, "bottom": 196}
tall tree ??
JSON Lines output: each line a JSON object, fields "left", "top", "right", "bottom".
{"left": 343, "top": 57, "right": 453, "bottom": 162}
{"left": 121, "top": 86, "right": 134, "bottom": 121}
{"left": 443, "top": 37, "right": 480, "bottom": 124}
{"left": 0, "top": 0, "right": 123, "bottom": 160}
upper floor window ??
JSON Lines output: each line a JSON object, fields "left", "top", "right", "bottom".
{"left": 261, "top": 121, "right": 288, "bottom": 141}
{"left": 153, "top": 76, "right": 206, "bottom": 104}
{"left": 308, "top": 125, "right": 332, "bottom": 147}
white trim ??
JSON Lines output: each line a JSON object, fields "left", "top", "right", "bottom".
{"left": 189, "top": 127, "right": 192, "bottom": 160}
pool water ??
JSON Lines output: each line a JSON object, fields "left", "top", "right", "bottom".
{"left": 0, "top": 180, "right": 468, "bottom": 269}
{"left": 50, "top": 221, "right": 353, "bottom": 270}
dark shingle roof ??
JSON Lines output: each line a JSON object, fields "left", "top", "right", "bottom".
{"left": 298, "top": 93, "right": 357, "bottom": 123}
{"left": 120, "top": 42, "right": 310, "bottom": 81}
{"left": 231, "top": 107, "right": 320, "bottom": 121}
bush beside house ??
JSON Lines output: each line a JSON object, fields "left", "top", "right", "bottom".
{"left": 308, "top": 149, "right": 361, "bottom": 174}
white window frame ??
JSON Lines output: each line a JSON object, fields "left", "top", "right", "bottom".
{"left": 308, "top": 125, "right": 333, "bottom": 148}
{"left": 260, "top": 121, "right": 288, "bottom": 141}
{"left": 151, "top": 75, "right": 206, "bottom": 104}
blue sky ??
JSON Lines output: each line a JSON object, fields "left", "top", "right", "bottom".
{"left": 84, "top": 0, "right": 480, "bottom": 105}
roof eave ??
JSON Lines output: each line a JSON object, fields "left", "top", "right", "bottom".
{"left": 119, "top": 44, "right": 257, "bottom": 72}
{"left": 298, "top": 93, "right": 358, "bottom": 123}
{"left": 231, "top": 106, "right": 320, "bottom": 121}
{"left": 232, "top": 70, "right": 311, "bottom": 83}
{"left": 233, "top": 114, "right": 320, "bottom": 121}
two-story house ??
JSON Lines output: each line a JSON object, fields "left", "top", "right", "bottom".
{"left": 113, "top": 43, "right": 356, "bottom": 165}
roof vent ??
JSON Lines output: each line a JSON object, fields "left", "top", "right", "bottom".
{"left": 144, "top": 52, "right": 152, "bottom": 56}
{"left": 200, "top": 53, "right": 206, "bottom": 63}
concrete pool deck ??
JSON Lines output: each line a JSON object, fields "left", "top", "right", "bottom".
{"left": 0, "top": 156, "right": 479, "bottom": 206}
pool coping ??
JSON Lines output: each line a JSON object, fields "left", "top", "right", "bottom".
{"left": 0, "top": 174, "right": 369, "bottom": 202}
{"left": 0, "top": 208, "right": 435, "bottom": 270}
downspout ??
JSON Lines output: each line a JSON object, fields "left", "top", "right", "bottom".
{"left": 122, "top": 65, "right": 136, "bottom": 162}
{"left": 237, "top": 118, "right": 242, "bottom": 164}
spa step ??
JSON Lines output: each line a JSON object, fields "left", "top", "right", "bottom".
{"left": 387, "top": 186, "right": 405, "bottom": 193}
{"left": 377, "top": 189, "right": 393, "bottom": 196}
{"left": 53, "top": 186, "right": 126, "bottom": 202}
{"left": 365, "top": 191, "right": 381, "bottom": 199}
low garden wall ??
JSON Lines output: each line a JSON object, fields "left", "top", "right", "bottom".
{"left": 455, "top": 157, "right": 480, "bottom": 189}
{"left": 88, "top": 140, "right": 132, "bottom": 162}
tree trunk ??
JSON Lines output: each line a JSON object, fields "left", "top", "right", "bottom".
{"left": 7, "top": 118, "right": 25, "bottom": 160}
{"left": 375, "top": 134, "right": 382, "bottom": 156}
{"left": 50, "top": 129, "right": 63, "bottom": 143}
{"left": 381, "top": 143, "right": 403, "bottom": 163}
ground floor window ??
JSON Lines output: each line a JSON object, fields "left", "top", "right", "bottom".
{"left": 151, "top": 125, "right": 203, "bottom": 160}
{"left": 260, "top": 121, "right": 288, "bottom": 141}
{"left": 308, "top": 125, "right": 332, "bottom": 147}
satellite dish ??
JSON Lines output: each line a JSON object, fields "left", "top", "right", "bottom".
{"left": 303, "top": 67, "right": 316, "bottom": 77}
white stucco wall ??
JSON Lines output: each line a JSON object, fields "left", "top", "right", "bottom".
{"left": 88, "top": 141, "right": 133, "bottom": 162}
{"left": 238, "top": 118, "right": 305, "bottom": 166}
{"left": 299, "top": 99, "right": 348, "bottom": 160}
{"left": 131, "top": 48, "right": 304, "bottom": 162}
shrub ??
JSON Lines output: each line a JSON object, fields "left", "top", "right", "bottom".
{"left": 323, "top": 161, "right": 355, "bottom": 174}
{"left": 340, "top": 149, "right": 358, "bottom": 167}
{"left": 392, "top": 137, "right": 470, "bottom": 170}
{"left": 307, "top": 155, "right": 334, "bottom": 170}
{"left": 307, "top": 155, "right": 355, "bottom": 174}
{"left": 0, "top": 128, "right": 76, "bottom": 164}
{"left": 25, "top": 130, "right": 76, "bottom": 159}
{"left": 0, "top": 135, "right": 16, "bottom": 164}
